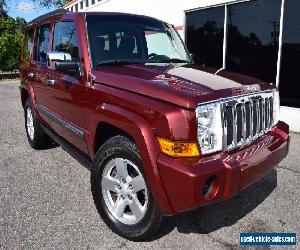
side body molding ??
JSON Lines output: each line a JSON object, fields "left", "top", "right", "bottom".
{"left": 87, "top": 103, "right": 174, "bottom": 215}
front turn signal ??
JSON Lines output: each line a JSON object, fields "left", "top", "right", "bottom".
{"left": 157, "top": 137, "right": 200, "bottom": 157}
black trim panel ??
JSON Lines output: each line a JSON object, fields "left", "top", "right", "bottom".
{"left": 37, "top": 105, "right": 85, "bottom": 140}
{"left": 41, "top": 125, "right": 92, "bottom": 170}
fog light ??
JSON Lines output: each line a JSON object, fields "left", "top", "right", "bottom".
{"left": 203, "top": 176, "right": 219, "bottom": 200}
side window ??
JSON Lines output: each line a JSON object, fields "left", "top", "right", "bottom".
{"left": 33, "top": 24, "right": 50, "bottom": 62}
{"left": 22, "top": 28, "right": 34, "bottom": 61}
{"left": 53, "top": 21, "right": 79, "bottom": 61}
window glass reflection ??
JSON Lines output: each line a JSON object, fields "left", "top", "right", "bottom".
{"left": 53, "top": 22, "right": 79, "bottom": 60}
{"left": 186, "top": 7, "right": 224, "bottom": 68}
{"left": 227, "top": 0, "right": 281, "bottom": 84}
{"left": 280, "top": 0, "right": 300, "bottom": 108}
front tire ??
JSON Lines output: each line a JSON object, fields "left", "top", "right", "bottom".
{"left": 24, "top": 99, "right": 52, "bottom": 149}
{"left": 91, "top": 135, "right": 163, "bottom": 241}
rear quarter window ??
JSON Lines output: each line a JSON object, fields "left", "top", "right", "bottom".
{"left": 22, "top": 28, "right": 34, "bottom": 61}
{"left": 33, "top": 24, "right": 51, "bottom": 62}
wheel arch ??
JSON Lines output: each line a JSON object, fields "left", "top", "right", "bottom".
{"left": 20, "top": 85, "right": 36, "bottom": 110}
{"left": 93, "top": 122, "right": 135, "bottom": 155}
{"left": 20, "top": 87, "right": 29, "bottom": 108}
{"left": 88, "top": 103, "right": 174, "bottom": 215}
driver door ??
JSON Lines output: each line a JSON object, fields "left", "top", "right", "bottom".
{"left": 44, "top": 20, "right": 88, "bottom": 154}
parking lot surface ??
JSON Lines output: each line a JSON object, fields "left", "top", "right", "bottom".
{"left": 0, "top": 80, "right": 299, "bottom": 249}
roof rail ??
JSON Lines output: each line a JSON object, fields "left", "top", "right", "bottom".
{"left": 28, "top": 9, "right": 68, "bottom": 26}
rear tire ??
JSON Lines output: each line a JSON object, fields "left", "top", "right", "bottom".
{"left": 24, "top": 99, "right": 52, "bottom": 149}
{"left": 91, "top": 135, "right": 163, "bottom": 241}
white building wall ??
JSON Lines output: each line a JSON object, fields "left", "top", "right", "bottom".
{"left": 65, "top": 0, "right": 244, "bottom": 34}
{"left": 65, "top": 1, "right": 247, "bottom": 36}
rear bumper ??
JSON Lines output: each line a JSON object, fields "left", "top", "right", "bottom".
{"left": 157, "top": 121, "right": 290, "bottom": 214}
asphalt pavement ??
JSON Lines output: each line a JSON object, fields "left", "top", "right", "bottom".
{"left": 0, "top": 80, "right": 299, "bottom": 249}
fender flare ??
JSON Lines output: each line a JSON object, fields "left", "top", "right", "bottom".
{"left": 87, "top": 103, "right": 174, "bottom": 215}
{"left": 20, "top": 83, "right": 36, "bottom": 110}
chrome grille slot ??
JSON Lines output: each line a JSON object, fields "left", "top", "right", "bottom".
{"left": 221, "top": 92, "right": 274, "bottom": 151}
{"left": 236, "top": 104, "right": 243, "bottom": 142}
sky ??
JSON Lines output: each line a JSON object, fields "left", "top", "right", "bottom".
{"left": 6, "top": 0, "right": 57, "bottom": 22}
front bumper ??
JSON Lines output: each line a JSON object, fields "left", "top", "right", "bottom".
{"left": 157, "top": 121, "right": 290, "bottom": 213}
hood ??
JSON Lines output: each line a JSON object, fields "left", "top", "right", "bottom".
{"left": 92, "top": 63, "right": 275, "bottom": 109}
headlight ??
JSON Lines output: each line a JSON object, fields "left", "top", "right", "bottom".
{"left": 273, "top": 90, "right": 280, "bottom": 125}
{"left": 196, "top": 103, "right": 223, "bottom": 155}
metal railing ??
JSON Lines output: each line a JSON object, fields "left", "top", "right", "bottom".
{"left": 0, "top": 70, "right": 20, "bottom": 80}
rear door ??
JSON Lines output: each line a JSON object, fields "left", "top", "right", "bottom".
{"left": 30, "top": 23, "right": 56, "bottom": 127}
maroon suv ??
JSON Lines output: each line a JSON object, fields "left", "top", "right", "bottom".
{"left": 19, "top": 9, "right": 290, "bottom": 240}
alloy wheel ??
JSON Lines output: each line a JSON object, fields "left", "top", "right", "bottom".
{"left": 26, "top": 107, "right": 35, "bottom": 141}
{"left": 101, "top": 158, "right": 148, "bottom": 225}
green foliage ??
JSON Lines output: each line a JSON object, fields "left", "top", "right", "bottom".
{"left": 0, "top": 16, "right": 26, "bottom": 71}
{"left": 0, "top": 0, "right": 7, "bottom": 16}
{"left": 0, "top": 0, "right": 73, "bottom": 70}
{"left": 33, "top": 0, "right": 73, "bottom": 7}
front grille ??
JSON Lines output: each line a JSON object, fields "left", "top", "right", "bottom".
{"left": 221, "top": 92, "right": 274, "bottom": 151}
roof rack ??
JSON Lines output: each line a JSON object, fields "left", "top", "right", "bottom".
{"left": 28, "top": 9, "right": 68, "bottom": 26}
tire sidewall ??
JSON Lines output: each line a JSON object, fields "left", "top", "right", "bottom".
{"left": 91, "top": 137, "right": 161, "bottom": 241}
{"left": 24, "top": 99, "right": 37, "bottom": 147}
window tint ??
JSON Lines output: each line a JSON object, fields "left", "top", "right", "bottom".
{"left": 116, "top": 32, "right": 138, "bottom": 53}
{"left": 226, "top": 0, "right": 281, "bottom": 83}
{"left": 280, "top": 0, "right": 300, "bottom": 108}
{"left": 97, "top": 34, "right": 110, "bottom": 51}
{"left": 86, "top": 15, "right": 191, "bottom": 66}
{"left": 80, "top": 1, "right": 83, "bottom": 9}
{"left": 186, "top": 7, "right": 224, "bottom": 68}
{"left": 75, "top": 4, "right": 78, "bottom": 12}
{"left": 34, "top": 24, "right": 50, "bottom": 62}
{"left": 86, "top": 0, "right": 89, "bottom": 8}
{"left": 92, "top": 0, "right": 95, "bottom": 4}
{"left": 53, "top": 21, "right": 79, "bottom": 61}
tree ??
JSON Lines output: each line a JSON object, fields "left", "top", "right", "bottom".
{"left": 0, "top": 0, "right": 7, "bottom": 16}
{"left": 0, "top": 16, "right": 26, "bottom": 71}
{"left": 0, "top": 0, "right": 72, "bottom": 71}
{"left": 1, "top": 0, "right": 72, "bottom": 10}
{"left": 33, "top": 0, "right": 73, "bottom": 7}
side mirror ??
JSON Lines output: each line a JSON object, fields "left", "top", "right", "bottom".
{"left": 46, "top": 51, "right": 82, "bottom": 78}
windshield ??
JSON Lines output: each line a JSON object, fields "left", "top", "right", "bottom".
{"left": 86, "top": 15, "right": 192, "bottom": 66}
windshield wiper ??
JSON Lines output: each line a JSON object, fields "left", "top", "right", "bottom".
{"left": 95, "top": 60, "right": 140, "bottom": 66}
{"left": 158, "top": 58, "right": 191, "bottom": 63}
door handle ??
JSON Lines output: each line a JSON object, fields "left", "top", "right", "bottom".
{"left": 45, "top": 79, "right": 55, "bottom": 86}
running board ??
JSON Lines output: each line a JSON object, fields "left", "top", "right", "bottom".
{"left": 41, "top": 125, "right": 93, "bottom": 171}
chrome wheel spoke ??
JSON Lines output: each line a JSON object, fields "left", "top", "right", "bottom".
{"left": 102, "top": 176, "right": 119, "bottom": 192}
{"left": 26, "top": 108, "right": 34, "bottom": 140}
{"left": 113, "top": 196, "right": 126, "bottom": 218}
{"left": 115, "top": 158, "right": 128, "bottom": 178}
{"left": 129, "top": 195, "right": 145, "bottom": 221}
{"left": 130, "top": 175, "right": 145, "bottom": 193}
{"left": 102, "top": 157, "right": 148, "bottom": 225}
